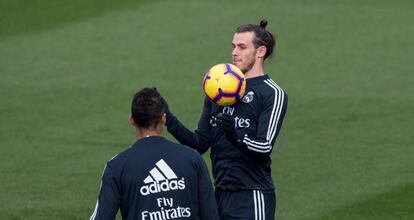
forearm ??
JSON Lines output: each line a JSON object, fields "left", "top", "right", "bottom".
{"left": 167, "top": 117, "right": 210, "bottom": 154}
{"left": 229, "top": 132, "right": 272, "bottom": 160}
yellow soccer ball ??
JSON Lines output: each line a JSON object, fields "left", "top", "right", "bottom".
{"left": 203, "top": 63, "right": 246, "bottom": 106}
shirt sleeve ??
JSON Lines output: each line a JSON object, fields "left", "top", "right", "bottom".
{"left": 167, "top": 97, "right": 212, "bottom": 154}
{"left": 196, "top": 155, "right": 220, "bottom": 220}
{"left": 90, "top": 163, "right": 120, "bottom": 220}
{"left": 235, "top": 89, "right": 288, "bottom": 159}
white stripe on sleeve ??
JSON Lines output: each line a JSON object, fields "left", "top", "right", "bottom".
{"left": 267, "top": 79, "right": 285, "bottom": 142}
{"left": 241, "top": 79, "right": 285, "bottom": 154}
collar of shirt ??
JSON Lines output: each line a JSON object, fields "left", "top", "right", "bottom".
{"left": 246, "top": 74, "right": 269, "bottom": 86}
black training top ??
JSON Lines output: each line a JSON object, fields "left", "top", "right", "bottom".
{"left": 168, "top": 75, "right": 288, "bottom": 191}
{"left": 90, "top": 136, "right": 219, "bottom": 220}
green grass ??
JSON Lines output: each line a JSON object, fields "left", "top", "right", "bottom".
{"left": 0, "top": 0, "right": 149, "bottom": 39}
{"left": 307, "top": 183, "right": 414, "bottom": 220}
{"left": 1, "top": 0, "right": 413, "bottom": 219}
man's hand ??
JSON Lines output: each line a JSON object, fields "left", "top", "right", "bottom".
{"left": 161, "top": 97, "right": 176, "bottom": 128}
{"left": 215, "top": 113, "right": 239, "bottom": 144}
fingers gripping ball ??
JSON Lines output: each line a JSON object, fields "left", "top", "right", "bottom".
{"left": 203, "top": 63, "right": 246, "bottom": 106}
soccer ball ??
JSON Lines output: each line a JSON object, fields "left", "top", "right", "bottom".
{"left": 203, "top": 63, "right": 246, "bottom": 106}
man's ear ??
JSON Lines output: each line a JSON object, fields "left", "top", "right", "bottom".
{"left": 129, "top": 114, "right": 136, "bottom": 127}
{"left": 161, "top": 113, "right": 166, "bottom": 126}
{"left": 257, "top": 45, "right": 267, "bottom": 59}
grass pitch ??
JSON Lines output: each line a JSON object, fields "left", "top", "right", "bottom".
{"left": 1, "top": 0, "right": 413, "bottom": 219}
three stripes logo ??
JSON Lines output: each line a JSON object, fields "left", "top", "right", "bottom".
{"left": 253, "top": 190, "right": 266, "bottom": 220}
{"left": 140, "top": 159, "right": 186, "bottom": 196}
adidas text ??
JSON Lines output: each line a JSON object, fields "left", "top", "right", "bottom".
{"left": 140, "top": 178, "right": 186, "bottom": 196}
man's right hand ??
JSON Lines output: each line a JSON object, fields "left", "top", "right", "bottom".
{"left": 161, "top": 97, "right": 176, "bottom": 127}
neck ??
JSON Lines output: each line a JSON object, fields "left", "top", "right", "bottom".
{"left": 244, "top": 61, "right": 265, "bottom": 79}
{"left": 136, "top": 126, "right": 163, "bottom": 140}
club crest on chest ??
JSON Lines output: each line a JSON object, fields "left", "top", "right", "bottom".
{"left": 242, "top": 91, "right": 254, "bottom": 103}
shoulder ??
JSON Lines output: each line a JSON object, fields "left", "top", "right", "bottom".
{"left": 152, "top": 137, "right": 201, "bottom": 156}
{"left": 106, "top": 145, "right": 134, "bottom": 167}
{"left": 177, "top": 143, "right": 204, "bottom": 160}
{"left": 256, "top": 77, "right": 287, "bottom": 104}
{"left": 168, "top": 140, "right": 205, "bottom": 165}
{"left": 261, "top": 77, "right": 286, "bottom": 94}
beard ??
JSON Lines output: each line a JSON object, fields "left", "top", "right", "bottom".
{"left": 241, "top": 58, "right": 256, "bottom": 73}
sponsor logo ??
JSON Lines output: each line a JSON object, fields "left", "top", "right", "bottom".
{"left": 140, "top": 159, "right": 186, "bottom": 196}
{"left": 141, "top": 207, "right": 191, "bottom": 220}
{"left": 234, "top": 116, "right": 250, "bottom": 128}
{"left": 209, "top": 107, "right": 251, "bottom": 128}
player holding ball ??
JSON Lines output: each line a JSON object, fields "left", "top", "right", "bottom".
{"left": 163, "top": 19, "right": 288, "bottom": 220}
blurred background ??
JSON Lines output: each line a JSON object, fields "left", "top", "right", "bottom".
{"left": 1, "top": 0, "right": 413, "bottom": 219}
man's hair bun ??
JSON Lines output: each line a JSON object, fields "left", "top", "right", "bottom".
{"left": 259, "top": 19, "right": 268, "bottom": 28}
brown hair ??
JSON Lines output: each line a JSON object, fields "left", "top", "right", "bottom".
{"left": 235, "top": 19, "right": 276, "bottom": 59}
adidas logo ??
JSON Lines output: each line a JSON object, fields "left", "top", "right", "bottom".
{"left": 140, "top": 159, "right": 186, "bottom": 196}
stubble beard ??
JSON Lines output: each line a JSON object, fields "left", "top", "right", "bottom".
{"left": 241, "top": 58, "right": 256, "bottom": 74}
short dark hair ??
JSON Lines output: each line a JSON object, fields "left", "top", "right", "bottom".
{"left": 235, "top": 19, "right": 276, "bottom": 60}
{"left": 131, "top": 88, "right": 165, "bottom": 129}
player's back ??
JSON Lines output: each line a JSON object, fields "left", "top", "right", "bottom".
{"left": 104, "top": 136, "right": 218, "bottom": 220}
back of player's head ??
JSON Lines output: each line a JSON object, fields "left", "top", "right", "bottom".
{"left": 235, "top": 19, "right": 276, "bottom": 60}
{"left": 131, "top": 87, "right": 165, "bottom": 129}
